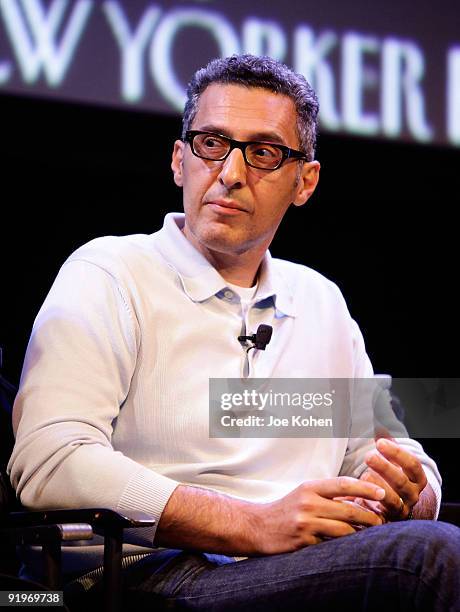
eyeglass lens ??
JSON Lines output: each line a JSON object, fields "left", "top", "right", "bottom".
{"left": 192, "top": 133, "right": 283, "bottom": 169}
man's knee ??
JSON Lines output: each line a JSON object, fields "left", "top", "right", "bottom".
{"left": 399, "top": 519, "right": 460, "bottom": 554}
{"left": 354, "top": 520, "right": 460, "bottom": 580}
{"left": 385, "top": 520, "right": 460, "bottom": 595}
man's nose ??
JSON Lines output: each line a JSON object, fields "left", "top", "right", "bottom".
{"left": 217, "top": 148, "right": 247, "bottom": 190}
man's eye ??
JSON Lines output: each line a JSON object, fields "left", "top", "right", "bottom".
{"left": 203, "top": 137, "right": 225, "bottom": 148}
{"left": 253, "top": 146, "right": 277, "bottom": 158}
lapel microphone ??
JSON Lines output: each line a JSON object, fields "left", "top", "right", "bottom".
{"left": 238, "top": 324, "right": 273, "bottom": 351}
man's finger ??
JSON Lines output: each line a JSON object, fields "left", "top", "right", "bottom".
{"left": 305, "top": 517, "right": 358, "bottom": 540}
{"left": 376, "top": 439, "right": 427, "bottom": 489}
{"left": 360, "top": 467, "right": 408, "bottom": 517}
{"left": 304, "top": 477, "right": 386, "bottom": 502}
{"left": 323, "top": 499, "right": 383, "bottom": 527}
{"left": 360, "top": 468, "right": 395, "bottom": 513}
{"left": 366, "top": 450, "right": 423, "bottom": 511}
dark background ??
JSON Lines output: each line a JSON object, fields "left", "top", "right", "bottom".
{"left": 0, "top": 93, "right": 458, "bottom": 499}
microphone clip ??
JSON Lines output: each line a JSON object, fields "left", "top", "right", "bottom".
{"left": 238, "top": 324, "right": 273, "bottom": 351}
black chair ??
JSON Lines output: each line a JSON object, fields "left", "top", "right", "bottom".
{"left": 438, "top": 503, "right": 460, "bottom": 526}
{"left": 0, "top": 349, "right": 155, "bottom": 612}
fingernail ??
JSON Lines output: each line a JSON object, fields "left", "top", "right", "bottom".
{"left": 376, "top": 488, "right": 386, "bottom": 499}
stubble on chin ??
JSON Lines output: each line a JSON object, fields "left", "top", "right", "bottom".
{"left": 187, "top": 216, "right": 260, "bottom": 258}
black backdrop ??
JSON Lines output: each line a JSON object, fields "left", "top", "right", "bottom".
{"left": 1, "top": 93, "right": 458, "bottom": 499}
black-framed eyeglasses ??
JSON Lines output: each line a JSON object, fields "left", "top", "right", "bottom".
{"left": 184, "top": 130, "right": 308, "bottom": 170}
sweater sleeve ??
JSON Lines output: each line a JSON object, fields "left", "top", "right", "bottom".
{"left": 8, "top": 257, "right": 179, "bottom": 546}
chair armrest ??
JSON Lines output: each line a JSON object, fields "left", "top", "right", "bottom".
{"left": 0, "top": 523, "right": 93, "bottom": 545}
{"left": 4, "top": 508, "right": 155, "bottom": 531}
{"left": 2, "top": 508, "right": 155, "bottom": 609}
{"left": 0, "top": 521, "right": 94, "bottom": 592}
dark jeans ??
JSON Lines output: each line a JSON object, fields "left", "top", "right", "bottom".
{"left": 72, "top": 521, "right": 460, "bottom": 611}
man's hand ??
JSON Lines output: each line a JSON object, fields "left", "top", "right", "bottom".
{"left": 255, "top": 477, "right": 386, "bottom": 554}
{"left": 357, "top": 438, "right": 434, "bottom": 521}
{"left": 155, "top": 477, "right": 386, "bottom": 556}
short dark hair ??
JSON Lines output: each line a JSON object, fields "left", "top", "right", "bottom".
{"left": 182, "top": 54, "right": 319, "bottom": 161}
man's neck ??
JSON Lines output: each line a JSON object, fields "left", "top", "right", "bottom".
{"left": 181, "top": 225, "right": 264, "bottom": 288}
{"left": 202, "top": 249, "right": 261, "bottom": 288}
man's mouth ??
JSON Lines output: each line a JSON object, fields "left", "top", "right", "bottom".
{"left": 206, "top": 200, "right": 247, "bottom": 215}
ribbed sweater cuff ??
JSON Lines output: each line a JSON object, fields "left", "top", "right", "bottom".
{"left": 117, "top": 467, "right": 180, "bottom": 544}
{"left": 424, "top": 467, "right": 442, "bottom": 520}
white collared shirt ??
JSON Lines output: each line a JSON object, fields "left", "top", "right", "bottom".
{"left": 9, "top": 213, "right": 442, "bottom": 557}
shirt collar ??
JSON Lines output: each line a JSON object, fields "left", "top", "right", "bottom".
{"left": 152, "top": 213, "right": 297, "bottom": 317}
{"left": 256, "top": 251, "right": 297, "bottom": 317}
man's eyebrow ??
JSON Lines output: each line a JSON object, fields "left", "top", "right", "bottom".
{"left": 196, "top": 125, "right": 287, "bottom": 145}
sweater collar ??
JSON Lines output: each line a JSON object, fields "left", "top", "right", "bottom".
{"left": 153, "top": 213, "right": 297, "bottom": 317}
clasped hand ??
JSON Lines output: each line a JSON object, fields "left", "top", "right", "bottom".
{"left": 260, "top": 439, "right": 427, "bottom": 554}
{"left": 356, "top": 437, "right": 428, "bottom": 522}
{"left": 260, "top": 476, "right": 387, "bottom": 553}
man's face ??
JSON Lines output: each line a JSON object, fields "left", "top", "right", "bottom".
{"left": 171, "top": 83, "right": 320, "bottom": 261}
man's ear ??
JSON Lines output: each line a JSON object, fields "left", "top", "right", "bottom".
{"left": 292, "top": 161, "right": 320, "bottom": 207}
{"left": 171, "top": 140, "right": 184, "bottom": 187}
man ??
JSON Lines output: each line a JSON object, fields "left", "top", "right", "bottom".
{"left": 9, "top": 55, "right": 460, "bottom": 609}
